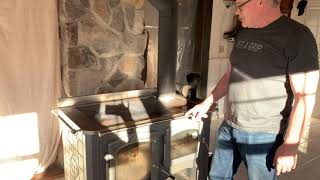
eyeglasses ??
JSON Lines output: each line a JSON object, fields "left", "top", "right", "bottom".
{"left": 233, "top": 0, "right": 254, "bottom": 11}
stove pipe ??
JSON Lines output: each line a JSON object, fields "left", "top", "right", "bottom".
{"left": 148, "top": 0, "right": 178, "bottom": 98}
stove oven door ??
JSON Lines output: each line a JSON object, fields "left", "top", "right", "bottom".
{"left": 164, "top": 117, "right": 203, "bottom": 180}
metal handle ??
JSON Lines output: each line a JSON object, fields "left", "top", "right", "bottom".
{"left": 187, "top": 130, "right": 199, "bottom": 139}
{"left": 58, "top": 116, "right": 78, "bottom": 134}
{"left": 52, "top": 110, "right": 79, "bottom": 134}
{"left": 152, "top": 164, "right": 175, "bottom": 179}
{"left": 163, "top": 129, "right": 171, "bottom": 166}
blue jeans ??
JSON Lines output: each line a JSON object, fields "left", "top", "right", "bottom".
{"left": 209, "top": 121, "right": 284, "bottom": 180}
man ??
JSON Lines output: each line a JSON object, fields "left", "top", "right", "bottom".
{"left": 186, "top": 0, "right": 319, "bottom": 179}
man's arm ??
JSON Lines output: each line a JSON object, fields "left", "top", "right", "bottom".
{"left": 285, "top": 70, "right": 319, "bottom": 144}
{"left": 274, "top": 69, "right": 319, "bottom": 175}
{"left": 185, "top": 64, "right": 231, "bottom": 119}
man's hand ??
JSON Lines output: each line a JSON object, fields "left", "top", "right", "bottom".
{"left": 273, "top": 143, "right": 298, "bottom": 176}
{"left": 185, "top": 64, "right": 231, "bottom": 121}
{"left": 185, "top": 102, "right": 211, "bottom": 120}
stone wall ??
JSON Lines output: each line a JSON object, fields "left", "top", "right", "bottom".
{"left": 59, "top": 0, "right": 157, "bottom": 97}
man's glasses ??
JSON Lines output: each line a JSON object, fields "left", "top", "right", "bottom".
{"left": 229, "top": 0, "right": 254, "bottom": 11}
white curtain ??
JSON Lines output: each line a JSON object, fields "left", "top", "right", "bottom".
{"left": 0, "top": 0, "right": 61, "bottom": 179}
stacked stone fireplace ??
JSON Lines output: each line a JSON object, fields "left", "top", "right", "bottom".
{"left": 59, "top": 0, "right": 158, "bottom": 97}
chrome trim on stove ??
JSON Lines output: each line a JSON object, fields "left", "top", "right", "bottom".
{"left": 58, "top": 88, "right": 157, "bottom": 107}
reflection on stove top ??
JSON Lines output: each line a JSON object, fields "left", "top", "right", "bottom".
{"left": 75, "top": 97, "right": 170, "bottom": 127}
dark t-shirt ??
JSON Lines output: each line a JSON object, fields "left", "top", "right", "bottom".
{"left": 225, "top": 16, "right": 319, "bottom": 134}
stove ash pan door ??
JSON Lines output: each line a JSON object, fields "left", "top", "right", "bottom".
{"left": 104, "top": 125, "right": 164, "bottom": 180}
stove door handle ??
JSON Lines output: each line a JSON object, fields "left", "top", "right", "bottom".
{"left": 166, "top": 175, "right": 176, "bottom": 180}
